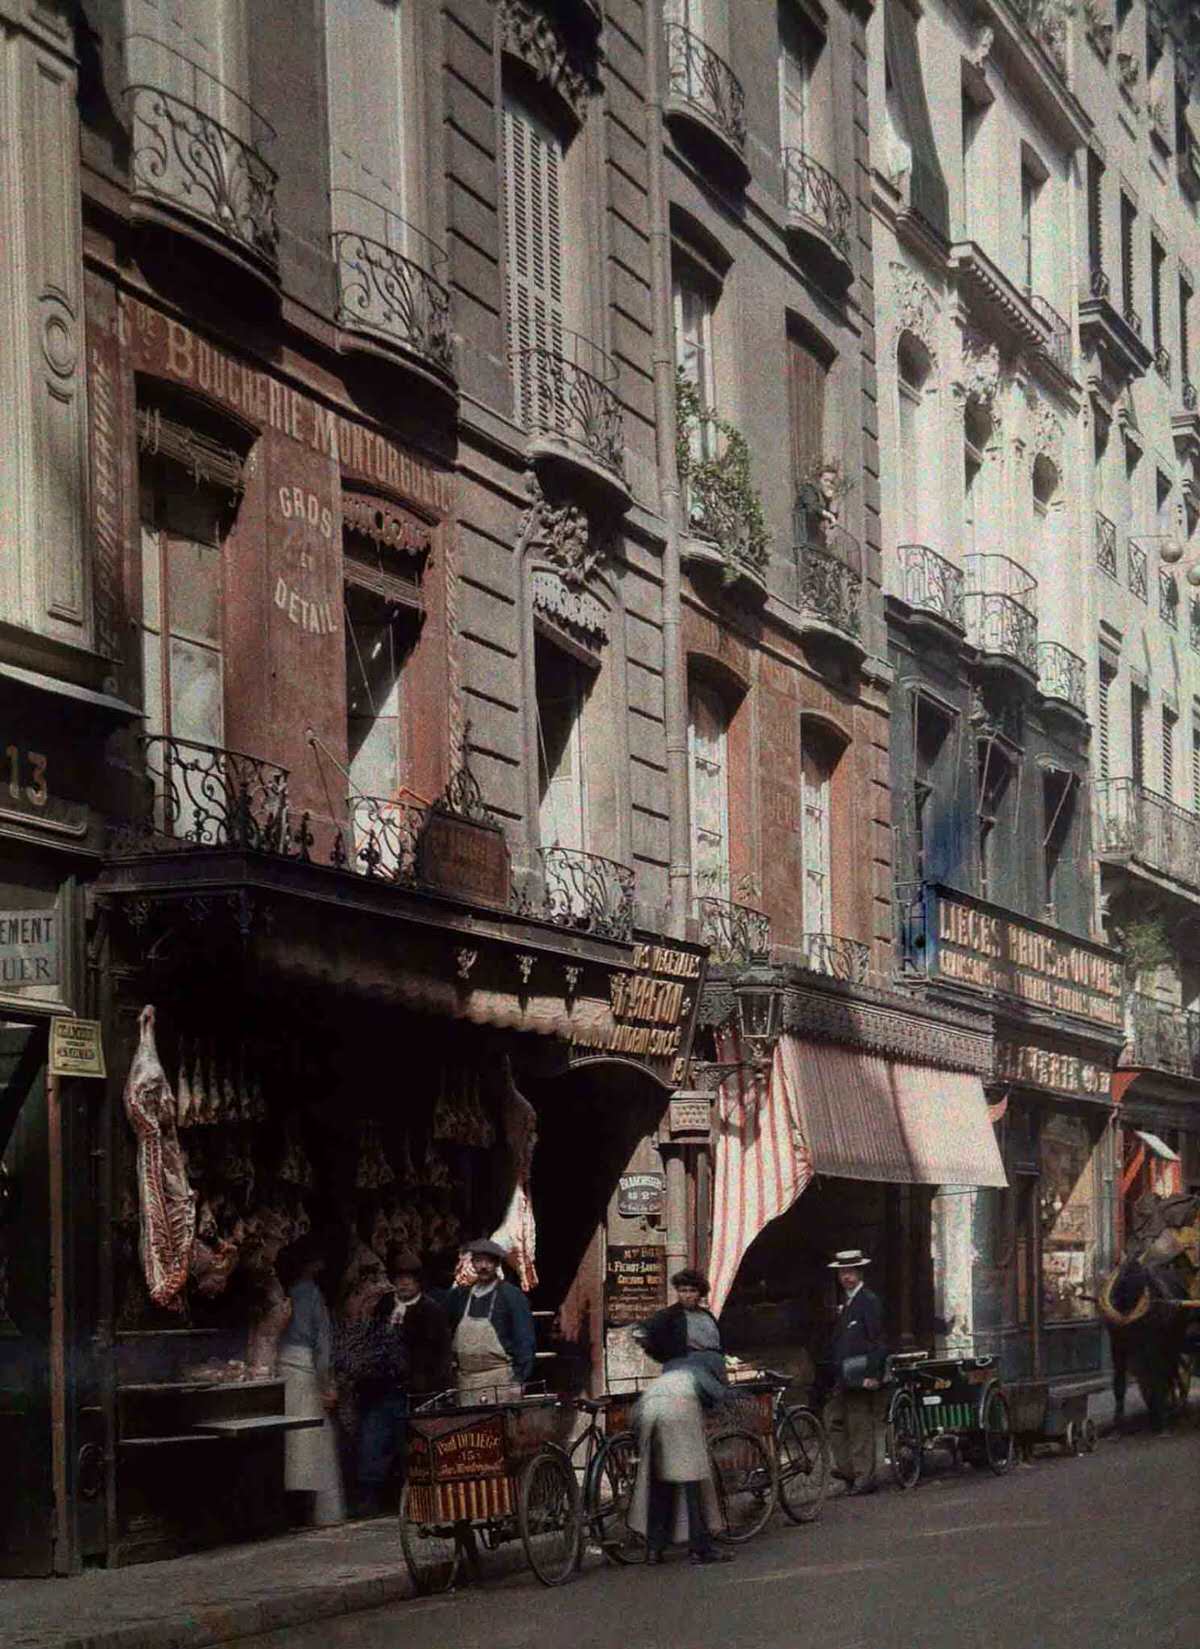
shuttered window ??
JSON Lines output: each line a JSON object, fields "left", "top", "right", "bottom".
{"left": 1131, "top": 684, "right": 1147, "bottom": 789}
{"left": 1192, "top": 723, "right": 1200, "bottom": 813}
{"left": 1098, "top": 661, "right": 1113, "bottom": 780}
{"left": 1086, "top": 149, "right": 1104, "bottom": 285}
{"left": 1181, "top": 276, "right": 1193, "bottom": 384}
{"left": 788, "top": 331, "right": 827, "bottom": 496}
{"left": 325, "top": 0, "right": 406, "bottom": 241}
{"left": 1121, "top": 194, "right": 1137, "bottom": 322}
{"left": 504, "top": 95, "right": 565, "bottom": 431}
{"left": 689, "top": 681, "right": 730, "bottom": 901}
{"left": 1163, "top": 706, "right": 1177, "bottom": 800}
{"left": 801, "top": 729, "right": 835, "bottom": 936}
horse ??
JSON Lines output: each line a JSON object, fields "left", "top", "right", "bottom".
{"left": 1100, "top": 1255, "right": 1192, "bottom": 1434}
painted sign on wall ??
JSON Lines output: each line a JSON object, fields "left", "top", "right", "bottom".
{"left": 0, "top": 911, "right": 59, "bottom": 988}
{"left": 605, "top": 1244, "right": 667, "bottom": 1326}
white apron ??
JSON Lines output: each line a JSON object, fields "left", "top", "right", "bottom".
{"left": 278, "top": 1346, "right": 345, "bottom": 1525}
{"left": 627, "top": 1369, "right": 720, "bottom": 1543}
{"left": 455, "top": 1289, "right": 520, "bottom": 1404}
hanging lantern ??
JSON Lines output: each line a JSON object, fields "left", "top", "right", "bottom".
{"left": 732, "top": 964, "right": 785, "bottom": 1069}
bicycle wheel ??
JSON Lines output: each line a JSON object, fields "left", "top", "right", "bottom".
{"left": 710, "top": 1428, "right": 777, "bottom": 1544}
{"left": 398, "top": 1485, "right": 462, "bottom": 1595}
{"left": 982, "top": 1387, "right": 1013, "bottom": 1476}
{"left": 587, "top": 1432, "right": 645, "bottom": 1564}
{"left": 886, "top": 1389, "right": 922, "bottom": 1490}
{"left": 518, "top": 1446, "right": 582, "bottom": 1587}
{"left": 776, "top": 1406, "right": 830, "bottom": 1524}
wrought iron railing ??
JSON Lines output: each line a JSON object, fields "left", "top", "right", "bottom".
{"left": 538, "top": 846, "right": 635, "bottom": 941}
{"left": 343, "top": 795, "right": 428, "bottom": 884}
{"left": 331, "top": 192, "right": 452, "bottom": 376}
{"left": 797, "top": 932, "right": 870, "bottom": 984}
{"left": 1028, "top": 291, "right": 1072, "bottom": 375}
{"left": 900, "top": 543, "right": 965, "bottom": 629}
{"left": 792, "top": 529, "right": 863, "bottom": 639}
{"left": 782, "top": 149, "right": 853, "bottom": 266}
{"left": 125, "top": 37, "right": 278, "bottom": 272}
{"left": 963, "top": 553, "right": 1039, "bottom": 673}
{"left": 1095, "top": 510, "right": 1118, "bottom": 579}
{"left": 1154, "top": 344, "right": 1172, "bottom": 383}
{"left": 511, "top": 329, "right": 624, "bottom": 479}
{"left": 1129, "top": 993, "right": 1200, "bottom": 1077}
{"left": 108, "top": 736, "right": 291, "bottom": 857}
{"left": 1096, "top": 777, "right": 1200, "bottom": 891}
{"left": 1038, "top": 642, "right": 1086, "bottom": 713}
{"left": 1159, "top": 567, "right": 1180, "bottom": 629}
{"left": 1128, "top": 537, "right": 1149, "bottom": 602}
{"left": 683, "top": 418, "right": 769, "bottom": 584}
{"left": 697, "top": 896, "right": 772, "bottom": 965}
{"left": 1183, "top": 378, "right": 1198, "bottom": 412}
{"left": 664, "top": 21, "right": 746, "bottom": 155}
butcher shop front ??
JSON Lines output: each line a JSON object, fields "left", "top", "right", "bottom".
{"left": 88, "top": 795, "right": 704, "bottom": 1566}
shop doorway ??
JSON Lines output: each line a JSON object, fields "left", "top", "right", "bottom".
{"left": 0, "top": 1021, "right": 54, "bottom": 1576}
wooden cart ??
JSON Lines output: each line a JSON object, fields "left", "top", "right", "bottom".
{"left": 400, "top": 1392, "right": 581, "bottom": 1592}
{"left": 884, "top": 1352, "right": 1014, "bottom": 1488}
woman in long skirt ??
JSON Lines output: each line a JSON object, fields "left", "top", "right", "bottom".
{"left": 277, "top": 1235, "right": 345, "bottom": 1527}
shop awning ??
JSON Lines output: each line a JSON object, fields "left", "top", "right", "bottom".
{"left": 790, "top": 1040, "right": 1009, "bottom": 1190}
{"left": 1134, "top": 1129, "right": 1180, "bottom": 1162}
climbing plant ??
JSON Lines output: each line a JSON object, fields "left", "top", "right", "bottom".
{"left": 675, "top": 372, "right": 770, "bottom": 584}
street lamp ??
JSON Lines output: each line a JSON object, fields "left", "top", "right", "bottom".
{"left": 732, "top": 961, "right": 785, "bottom": 1070}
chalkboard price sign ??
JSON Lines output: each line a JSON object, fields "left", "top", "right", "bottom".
{"left": 606, "top": 1244, "right": 667, "bottom": 1326}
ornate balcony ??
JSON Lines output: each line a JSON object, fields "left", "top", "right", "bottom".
{"left": 796, "top": 932, "right": 870, "bottom": 984}
{"left": 679, "top": 409, "right": 769, "bottom": 594}
{"left": 125, "top": 38, "right": 278, "bottom": 286}
{"left": 1037, "top": 641, "right": 1087, "bottom": 719}
{"left": 1095, "top": 510, "right": 1118, "bottom": 580}
{"left": 789, "top": 523, "right": 864, "bottom": 651}
{"left": 537, "top": 846, "right": 634, "bottom": 942}
{"left": 781, "top": 149, "right": 853, "bottom": 286}
{"left": 1079, "top": 267, "right": 1153, "bottom": 384}
{"left": 697, "top": 896, "right": 772, "bottom": 966}
{"left": 664, "top": 22, "right": 749, "bottom": 186}
{"left": 345, "top": 794, "right": 427, "bottom": 884}
{"left": 1097, "top": 777, "right": 1200, "bottom": 893}
{"left": 1129, "top": 993, "right": 1200, "bottom": 1077}
{"left": 107, "top": 736, "right": 291, "bottom": 858}
{"left": 332, "top": 193, "right": 454, "bottom": 392}
{"left": 1028, "top": 291, "right": 1072, "bottom": 378}
{"left": 512, "top": 330, "right": 628, "bottom": 506}
{"left": 899, "top": 543, "right": 965, "bottom": 632}
{"left": 1159, "top": 567, "right": 1180, "bottom": 629}
{"left": 964, "top": 554, "right": 1038, "bottom": 677}
{"left": 1128, "top": 537, "right": 1149, "bottom": 603}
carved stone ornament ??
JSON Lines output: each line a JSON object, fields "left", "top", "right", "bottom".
{"left": 498, "top": 0, "right": 600, "bottom": 124}
{"left": 890, "top": 261, "right": 940, "bottom": 366}
{"left": 518, "top": 471, "right": 603, "bottom": 586}
{"left": 531, "top": 567, "right": 609, "bottom": 646}
{"left": 968, "top": 24, "right": 994, "bottom": 68}
{"left": 1028, "top": 393, "right": 1064, "bottom": 471}
{"left": 954, "top": 329, "right": 1003, "bottom": 420}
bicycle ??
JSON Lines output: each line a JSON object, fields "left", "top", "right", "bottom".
{"left": 759, "top": 1369, "right": 831, "bottom": 1524}
{"left": 568, "top": 1395, "right": 643, "bottom": 1564}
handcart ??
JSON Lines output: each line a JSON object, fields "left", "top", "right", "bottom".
{"left": 883, "top": 1351, "right": 1014, "bottom": 1489}
{"left": 400, "top": 1388, "right": 581, "bottom": 1592}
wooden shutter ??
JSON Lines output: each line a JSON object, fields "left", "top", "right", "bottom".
{"left": 1163, "top": 706, "right": 1176, "bottom": 799}
{"left": 504, "top": 96, "right": 565, "bottom": 430}
{"left": 788, "top": 332, "right": 826, "bottom": 492}
{"left": 326, "top": 0, "right": 405, "bottom": 238}
{"left": 1086, "top": 149, "right": 1104, "bottom": 279}
{"left": 1098, "top": 663, "right": 1112, "bottom": 780}
{"left": 1131, "top": 684, "right": 1147, "bottom": 788}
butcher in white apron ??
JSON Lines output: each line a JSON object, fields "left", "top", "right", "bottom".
{"left": 450, "top": 1238, "right": 535, "bottom": 1404}
{"left": 455, "top": 1288, "right": 521, "bottom": 1403}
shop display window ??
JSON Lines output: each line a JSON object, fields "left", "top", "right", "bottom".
{"left": 1040, "top": 1112, "right": 1099, "bottom": 1323}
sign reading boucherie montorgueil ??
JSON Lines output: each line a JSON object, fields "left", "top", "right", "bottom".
{"left": 606, "top": 1244, "right": 667, "bottom": 1325}
{"left": 925, "top": 887, "right": 1122, "bottom": 1033}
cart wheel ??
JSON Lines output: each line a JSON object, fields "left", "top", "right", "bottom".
{"left": 1064, "top": 1420, "right": 1081, "bottom": 1457}
{"left": 776, "top": 1406, "right": 830, "bottom": 1525}
{"left": 982, "top": 1388, "right": 1014, "bottom": 1476}
{"left": 518, "top": 1445, "right": 581, "bottom": 1587}
{"left": 398, "top": 1486, "right": 462, "bottom": 1595}
{"left": 587, "top": 1432, "right": 645, "bottom": 1565}
{"left": 886, "top": 1389, "right": 922, "bottom": 1490}
{"left": 710, "top": 1428, "right": 777, "bottom": 1544}
{"left": 1080, "top": 1417, "right": 1098, "bottom": 1454}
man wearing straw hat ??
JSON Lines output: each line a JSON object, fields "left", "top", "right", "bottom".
{"left": 824, "top": 1248, "right": 887, "bottom": 1495}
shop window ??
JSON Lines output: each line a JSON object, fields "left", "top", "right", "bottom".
{"left": 688, "top": 678, "right": 731, "bottom": 901}
{"left": 536, "top": 635, "right": 590, "bottom": 852}
{"left": 976, "top": 737, "right": 1014, "bottom": 904}
{"left": 897, "top": 333, "right": 934, "bottom": 544}
{"left": 1042, "top": 768, "right": 1077, "bottom": 920}
{"left": 1041, "top": 1113, "right": 1099, "bottom": 1325}
{"left": 344, "top": 586, "right": 419, "bottom": 802}
{"left": 801, "top": 723, "right": 840, "bottom": 935}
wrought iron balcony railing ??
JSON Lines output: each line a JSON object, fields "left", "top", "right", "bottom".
{"left": 900, "top": 543, "right": 965, "bottom": 630}
{"left": 1128, "top": 537, "right": 1149, "bottom": 602}
{"left": 1096, "top": 777, "right": 1200, "bottom": 892}
{"left": 1038, "top": 642, "right": 1087, "bottom": 714}
{"left": 511, "top": 329, "right": 624, "bottom": 480}
{"left": 332, "top": 192, "right": 453, "bottom": 378}
{"left": 1129, "top": 993, "right": 1200, "bottom": 1078}
{"left": 108, "top": 735, "right": 291, "bottom": 857}
{"left": 538, "top": 845, "right": 634, "bottom": 942}
{"left": 664, "top": 21, "right": 746, "bottom": 156}
{"left": 963, "top": 553, "right": 1039, "bottom": 674}
{"left": 782, "top": 149, "right": 853, "bottom": 267}
{"left": 125, "top": 37, "right": 278, "bottom": 275}
{"left": 1028, "top": 291, "right": 1072, "bottom": 376}
{"left": 697, "top": 896, "right": 772, "bottom": 966}
{"left": 791, "top": 527, "right": 863, "bottom": 640}
{"left": 1159, "top": 567, "right": 1180, "bottom": 629}
{"left": 1095, "top": 510, "right": 1118, "bottom": 580}
{"left": 797, "top": 931, "right": 870, "bottom": 984}
{"left": 344, "top": 794, "right": 428, "bottom": 884}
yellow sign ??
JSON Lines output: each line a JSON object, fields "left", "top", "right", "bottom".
{"left": 49, "top": 1017, "right": 106, "bottom": 1079}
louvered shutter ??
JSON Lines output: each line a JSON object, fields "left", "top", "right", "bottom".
{"left": 326, "top": 0, "right": 405, "bottom": 243}
{"left": 1098, "top": 664, "right": 1111, "bottom": 780}
{"left": 127, "top": 0, "right": 249, "bottom": 132}
{"left": 504, "top": 95, "right": 565, "bottom": 432}
{"left": 689, "top": 683, "right": 730, "bottom": 900}
{"left": 800, "top": 740, "right": 831, "bottom": 937}
{"left": 788, "top": 333, "right": 826, "bottom": 494}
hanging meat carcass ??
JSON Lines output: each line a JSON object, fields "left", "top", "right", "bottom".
{"left": 122, "top": 1005, "right": 197, "bottom": 1312}
{"left": 454, "top": 1058, "right": 539, "bottom": 1291}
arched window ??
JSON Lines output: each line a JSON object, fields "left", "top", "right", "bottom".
{"left": 897, "top": 333, "right": 934, "bottom": 543}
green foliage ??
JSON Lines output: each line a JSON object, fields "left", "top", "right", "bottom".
{"left": 675, "top": 372, "right": 770, "bottom": 583}
{"left": 1112, "top": 915, "right": 1173, "bottom": 987}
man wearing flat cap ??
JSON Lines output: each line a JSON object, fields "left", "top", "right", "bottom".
{"left": 824, "top": 1249, "right": 887, "bottom": 1495}
{"left": 446, "top": 1238, "right": 537, "bottom": 1402}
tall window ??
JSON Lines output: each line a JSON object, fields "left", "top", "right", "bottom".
{"left": 801, "top": 726, "right": 838, "bottom": 936}
{"left": 344, "top": 588, "right": 417, "bottom": 801}
{"left": 139, "top": 480, "right": 225, "bottom": 750}
{"left": 325, "top": 0, "right": 409, "bottom": 245}
{"left": 1098, "top": 660, "right": 1114, "bottom": 781}
{"left": 960, "top": 80, "right": 988, "bottom": 241}
{"left": 1180, "top": 274, "right": 1193, "bottom": 388}
{"left": 964, "top": 401, "right": 991, "bottom": 555}
{"left": 913, "top": 696, "right": 952, "bottom": 882}
{"left": 1151, "top": 237, "right": 1166, "bottom": 356}
{"left": 1043, "top": 769, "right": 1077, "bottom": 918}
{"left": 1020, "top": 162, "right": 1040, "bottom": 292}
{"left": 977, "top": 738, "right": 1013, "bottom": 903}
{"left": 688, "top": 680, "right": 730, "bottom": 900}
{"left": 674, "top": 263, "right": 718, "bottom": 462}
{"left": 788, "top": 327, "right": 829, "bottom": 500}
{"left": 536, "top": 637, "right": 589, "bottom": 851}
{"left": 125, "top": 0, "right": 249, "bottom": 120}
{"left": 1032, "top": 455, "right": 1059, "bottom": 573}
{"left": 504, "top": 92, "right": 567, "bottom": 429}
{"left": 1163, "top": 706, "right": 1177, "bottom": 800}
{"left": 1120, "top": 194, "right": 1138, "bottom": 325}
{"left": 897, "top": 334, "right": 934, "bottom": 543}
{"left": 1192, "top": 721, "right": 1200, "bottom": 813}
{"left": 1086, "top": 149, "right": 1105, "bottom": 288}
{"left": 1131, "top": 683, "right": 1148, "bottom": 789}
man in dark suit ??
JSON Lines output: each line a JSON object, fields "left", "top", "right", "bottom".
{"left": 824, "top": 1248, "right": 887, "bottom": 1495}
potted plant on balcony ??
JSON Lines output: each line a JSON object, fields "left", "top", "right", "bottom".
{"left": 675, "top": 372, "right": 769, "bottom": 591}
{"left": 1111, "top": 914, "right": 1173, "bottom": 1063}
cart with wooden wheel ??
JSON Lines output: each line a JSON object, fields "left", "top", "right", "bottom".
{"left": 400, "top": 1390, "right": 582, "bottom": 1592}
{"left": 884, "top": 1351, "right": 1013, "bottom": 1489}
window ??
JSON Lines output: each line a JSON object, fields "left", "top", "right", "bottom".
{"left": 1192, "top": 721, "right": 1200, "bottom": 813}
{"left": 504, "top": 92, "right": 567, "bottom": 430}
{"left": 1131, "top": 683, "right": 1148, "bottom": 789}
{"left": 325, "top": 0, "right": 410, "bottom": 247}
{"left": 1086, "top": 150, "right": 1105, "bottom": 288}
{"left": 674, "top": 265, "right": 717, "bottom": 421}
{"left": 344, "top": 587, "right": 417, "bottom": 802}
{"left": 1120, "top": 194, "right": 1138, "bottom": 327}
{"left": 1020, "top": 165, "right": 1037, "bottom": 293}
{"left": 787, "top": 326, "right": 830, "bottom": 499}
{"left": 913, "top": 695, "right": 952, "bottom": 882}
{"left": 1032, "top": 454, "right": 1059, "bottom": 572}
{"left": 689, "top": 679, "right": 730, "bottom": 900}
{"left": 960, "top": 79, "right": 988, "bottom": 241}
{"left": 963, "top": 401, "right": 992, "bottom": 557}
{"left": 977, "top": 737, "right": 1014, "bottom": 903}
{"left": 1098, "top": 660, "right": 1114, "bottom": 780}
{"left": 536, "top": 636, "right": 589, "bottom": 851}
{"left": 1151, "top": 237, "right": 1166, "bottom": 355}
{"left": 778, "top": 3, "right": 824, "bottom": 157}
{"left": 126, "top": 0, "right": 250, "bottom": 119}
{"left": 883, "top": 0, "right": 949, "bottom": 238}
{"left": 1043, "top": 769, "right": 1077, "bottom": 918}
{"left": 139, "top": 480, "right": 225, "bottom": 750}
{"left": 1181, "top": 275, "right": 1193, "bottom": 388}
{"left": 801, "top": 726, "right": 838, "bottom": 935}
{"left": 1163, "top": 706, "right": 1177, "bottom": 800}
{"left": 897, "top": 333, "right": 934, "bottom": 543}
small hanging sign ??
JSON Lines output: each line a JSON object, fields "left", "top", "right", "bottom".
{"left": 49, "top": 1017, "right": 106, "bottom": 1079}
{"left": 617, "top": 1172, "right": 665, "bottom": 1218}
